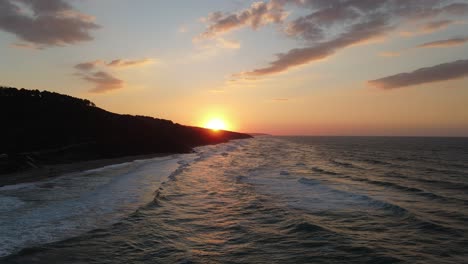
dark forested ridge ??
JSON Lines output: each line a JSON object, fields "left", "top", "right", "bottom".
{"left": 0, "top": 87, "right": 251, "bottom": 174}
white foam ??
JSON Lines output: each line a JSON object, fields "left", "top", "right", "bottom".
{"left": 0, "top": 139, "right": 251, "bottom": 257}
{"left": 0, "top": 154, "right": 198, "bottom": 257}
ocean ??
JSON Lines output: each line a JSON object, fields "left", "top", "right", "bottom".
{"left": 1, "top": 136, "right": 467, "bottom": 263}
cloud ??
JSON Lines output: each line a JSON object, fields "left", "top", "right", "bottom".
{"left": 73, "top": 58, "right": 154, "bottom": 92}
{"left": 10, "top": 42, "right": 42, "bottom": 50}
{"left": 441, "top": 2, "right": 468, "bottom": 16}
{"left": 215, "top": 37, "right": 241, "bottom": 49}
{"left": 272, "top": 98, "right": 288, "bottom": 101}
{"left": 200, "top": 0, "right": 468, "bottom": 78}
{"left": 400, "top": 19, "right": 457, "bottom": 37}
{"left": 82, "top": 71, "right": 124, "bottom": 93}
{"left": 379, "top": 51, "right": 401, "bottom": 57}
{"left": 368, "top": 59, "right": 468, "bottom": 89}
{"left": 417, "top": 36, "right": 468, "bottom": 48}
{"left": 193, "top": 34, "right": 241, "bottom": 51}
{"left": 74, "top": 60, "right": 102, "bottom": 71}
{"left": 74, "top": 58, "right": 154, "bottom": 71}
{"left": 379, "top": 35, "right": 468, "bottom": 57}
{"left": 198, "top": 1, "right": 287, "bottom": 39}
{"left": 422, "top": 19, "right": 454, "bottom": 33}
{"left": 107, "top": 58, "right": 155, "bottom": 68}
{"left": 0, "top": 0, "right": 99, "bottom": 47}
{"left": 187, "top": 36, "right": 241, "bottom": 63}
{"left": 241, "top": 17, "right": 392, "bottom": 77}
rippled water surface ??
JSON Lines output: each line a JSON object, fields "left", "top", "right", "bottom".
{"left": 1, "top": 136, "right": 468, "bottom": 263}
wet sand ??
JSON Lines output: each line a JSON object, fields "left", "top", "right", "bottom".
{"left": 0, "top": 153, "right": 173, "bottom": 187}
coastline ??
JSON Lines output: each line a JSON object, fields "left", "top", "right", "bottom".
{"left": 0, "top": 153, "right": 173, "bottom": 188}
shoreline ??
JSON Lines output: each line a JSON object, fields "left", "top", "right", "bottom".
{"left": 0, "top": 153, "right": 173, "bottom": 188}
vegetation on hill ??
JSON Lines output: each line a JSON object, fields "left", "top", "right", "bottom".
{"left": 0, "top": 87, "right": 251, "bottom": 173}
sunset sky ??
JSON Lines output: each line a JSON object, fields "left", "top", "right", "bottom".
{"left": 1, "top": 0, "right": 467, "bottom": 136}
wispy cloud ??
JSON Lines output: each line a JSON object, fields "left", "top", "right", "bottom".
{"left": 215, "top": 37, "right": 241, "bottom": 49}
{"left": 422, "top": 19, "right": 454, "bottom": 33}
{"left": 193, "top": 1, "right": 287, "bottom": 52}
{"left": 0, "top": 0, "right": 99, "bottom": 48}
{"left": 74, "top": 58, "right": 155, "bottom": 93}
{"left": 83, "top": 71, "right": 124, "bottom": 93}
{"left": 107, "top": 59, "right": 155, "bottom": 68}
{"left": 199, "top": 0, "right": 468, "bottom": 79}
{"left": 368, "top": 59, "right": 468, "bottom": 89}
{"left": 10, "top": 42, "right": 42, "bottom": 50}
{"left": 198, "top": 1, "right": 287, "bottom": 39}
{"left": 417, "top": 36, "right": 468, "bottom": 48}
{"left": 75, "top": 60, "right": 102, "bottom": 71}
{"left": 186, "top": 35, "right": 241, "bottom": 63}
{"left": 400, "top": 19, "right": 457, "bottom": 37}
{"left": 241, "top": 18, "right": 392, "bottom": 77}
{"left": 272, "top": 98, "right": 288, "bottom": 102}
{"left": 75, "top": 59, "right": 154, "bottom": 71}
{"left": 379, "top": 35, "right": 468, "bottom": 57}
{"left": 379, "top": 51, "right": 401, "bottom": 57}
{"left": 192, "top": 36, "right": 241, "bottom": 53}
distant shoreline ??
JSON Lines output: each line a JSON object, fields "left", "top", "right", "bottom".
{"left": 0, "top": 153, "right": 172, "bottom": 188}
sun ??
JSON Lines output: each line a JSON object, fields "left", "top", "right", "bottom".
{"left": 205, "top": 118, "right": 228, "bottom": 131}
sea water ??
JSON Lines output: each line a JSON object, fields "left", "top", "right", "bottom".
{"left": 1, "top": 136, "right": 467, "bottom": 263}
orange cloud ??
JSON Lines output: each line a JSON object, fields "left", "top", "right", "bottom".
{"left": 417, "top": 37, "right": 468, "bottom": 48}
{"left": 379, "top": 51, "right": 401, "bottom": 57}
{"left": 401, "top": 20, "right": 457, "bottom": 37}
{"left": 421, "top": 19, "right": 454, "bottom": 33}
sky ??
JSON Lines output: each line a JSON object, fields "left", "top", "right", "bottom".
{"left": 1, "top": 0, "right": 468, "bottom": 136}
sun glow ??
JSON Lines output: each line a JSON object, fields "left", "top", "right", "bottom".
{"left": 205, "top": 118, "right": 228, "bottom": 131}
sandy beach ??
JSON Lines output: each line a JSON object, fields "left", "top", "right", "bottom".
{"left": 0, "top": 153, "right": 173, "bottom": 187}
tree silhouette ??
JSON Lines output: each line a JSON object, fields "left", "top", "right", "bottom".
{"left": 0, "top": 86, "right": 251, "bottom": 174}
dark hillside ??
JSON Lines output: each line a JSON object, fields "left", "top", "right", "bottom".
{"left": 0, "top": 87, "right": 251, "bottom": 173}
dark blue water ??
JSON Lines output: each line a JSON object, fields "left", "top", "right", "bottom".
{"left": 1, "top": 137, "right": 468, "bottom": 263}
